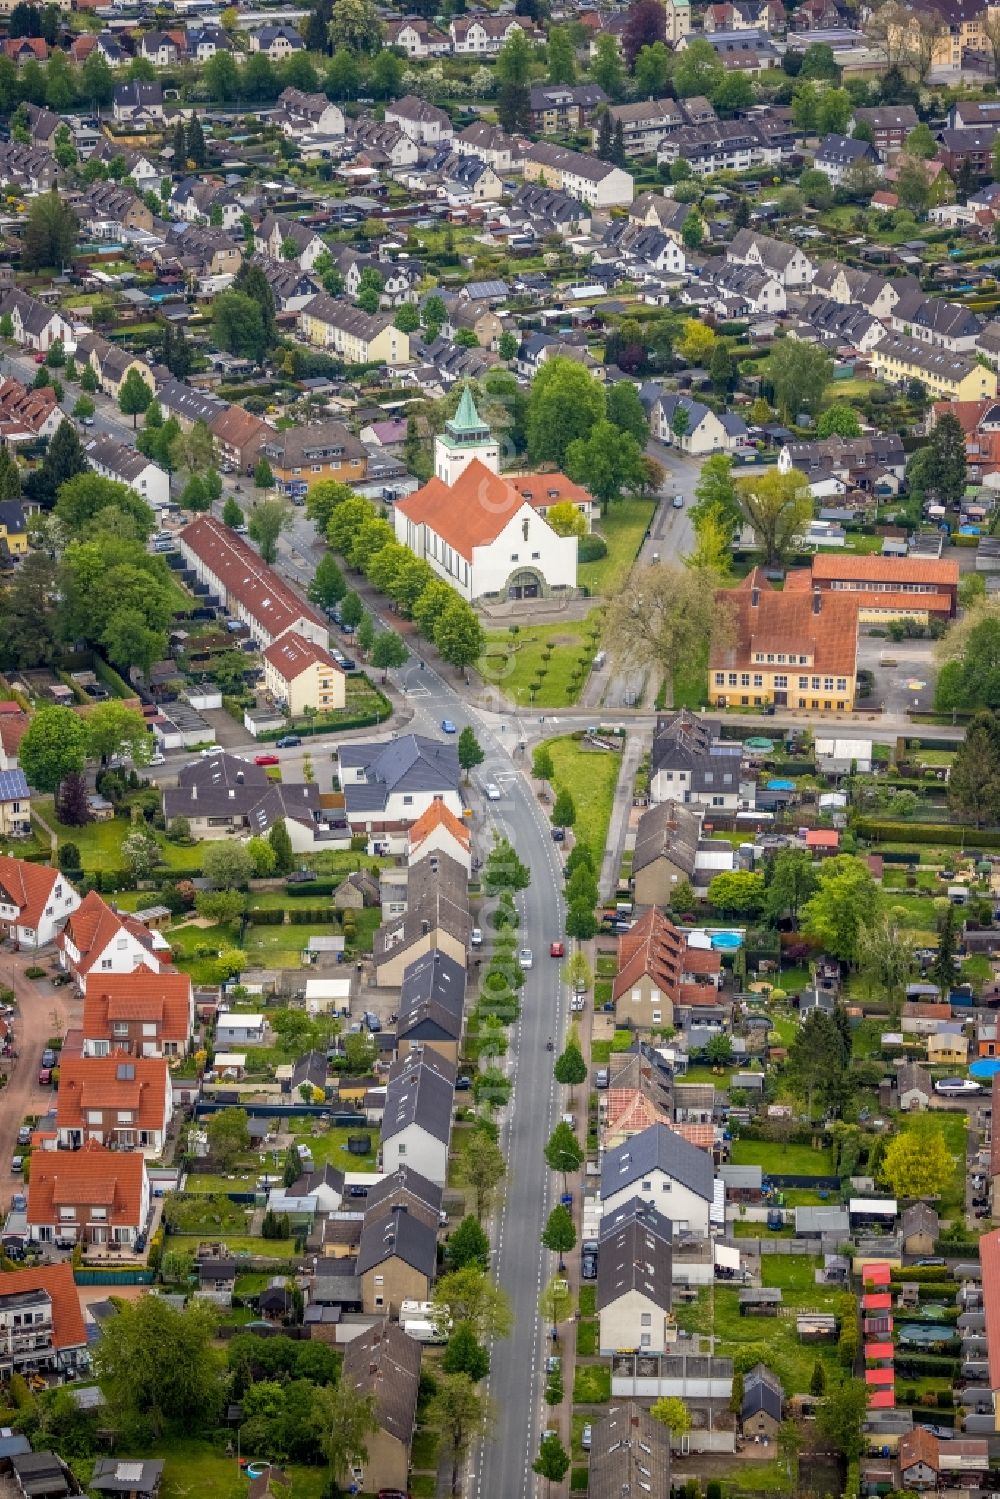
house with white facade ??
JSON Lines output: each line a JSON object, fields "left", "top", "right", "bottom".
{"left": 85, "top": 436, "right": 169, "bottom": 513}
{"left": 646, "top": 390, "right": 748, "bottom": 456}
{"left": 216, "top": 1012, "right": 268, "bottom": 1047}
{"left": 338, "top": 734, "right": 462, "bottom": 833}
{"left": 393, "top": 389, "right": 585, "bottom": 604}
{"left": 600, "top": 1123, "right": 715, "bottom": 1234}
{"left": 380, "top": 1047, "right": 455, "bottom": 1187}
{"left": 385, "top": 95, "right": 453, "bottom": 145}
{"left": 725, "top": 228, "right": 815, "bottom": 287}
{"left": 178, "top": 514, "right": 329, "bottom": 651}
{"left": 598, "top": 1200, "right": 674, "bottom": 1355}
{"left": 56, "top": 893, "right": 171, "bottom": 990}
{"left": 0, "top": 858, "right": 79, "bottom": 948}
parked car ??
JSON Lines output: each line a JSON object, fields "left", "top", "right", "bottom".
{"left": 470, "top": 927, "right": 483, "bottom": 947}
{"left": 16, "top": 1127, "right": 30, "bottom": 1146}
{"left": 363, "top": 1011, "right": 382, "bottom": 1033}
{"left": 148, "top": 752, "right": 166, "bottom": 767}
{"left": 338, "top": 655, "right": 356, "bottom": 672}
{"left": 255, "top": 754, "right": 280, "bottom": 767}
{"left": 10, "top": 1193, "right": 25, "bottom": 1213}
{"left": 441, "top": 719, "right": 457, "bottom": 734}
{"left": 275, "top": 735, "right": 301, "bottom": 748}
{"left": 11, "top": 1157, "right": 22, "bottom": 1174}
{"left": 571, "top": 995, "right": 585, "bottom": 1012}
{"left": 595, "top": 1067, "right": 610, "bottom": 1090}
{"left": 519, "top": 948, "right": 533, "bottom": 969}
{"left": 551, "top": 827, "right": 565, "bottom": 843}
{"left": 672, "top": 493, "right": 684, "bottom": 508}
{"left": 582, "top": 1424, "right": 592, "bottom": 1452}
{"left": 38, "top": 1068, "right": 51, "bottom": 1086}
{"left": 41, "top": 1049, "right": 56, "bottom": 1069}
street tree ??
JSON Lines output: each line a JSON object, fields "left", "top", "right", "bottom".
{"left": 118, "top": 368, "right": 153, "bottom": 429}
{"left": 371, "top": 630, "right": 408, "bottom": 680}
{"left": 603, "top": 560, "right": 731, "bottom": 708}
{"left": 254, "top": 457, "right": 274, "bottom": 492}
{"left": 249, "top": 498, "right": 292, "bottom": 564}
{"left": 434, "top": 596, "right": 485, "bottom": 671}
{"left": 19, "top": 706, "right": 87, "bottom": 793}
{"left": 541, "top": 1203, "right": 576, "bottom": 1268}
{"left": 735, "top": 468, "right": 813, "bottom": 567}
{"left": 880, "top": 1116, "right": 953, "bottom": 1199}
{"left": 692, "top": 453, "right": 741, "bottom": 539}
{"left": 442, "top": 1323, "right": 490, "bottom": 1383}
{"left": 432, "top": 1268, "right": 513, "bottom": 1342}
{"left": 445, "top": 1216, "right": 491, "bottom": 1273}
{"left": 454, "top": 1128, "right": 506, "bottom": 1226}
{"left": 532, "top": 745, "right": 555, "bottom": 787}
{"left": 222, "top": 497, "right": 243, "bottom": 530}
{"left": 482, "top": 836, "right": 531, "bottom": 893}
{"left": 552, "top": 787, "right": 576, "bottom": 828}
{"left": 554, "top": 1039, "right": 587, "bottom": 1102}
{"left": 539, "top": 1275, "right": 574, "bottom": 1338}
{"left": 430, "top": 1374, "right": 494, "bottom": 1499}
{"left": 562, "top": 950, "right": 593, "bottom": 993}
{"left": 936, "top": 606, "right": 1000, "bottom": 715}
{"left": 533, "top": 1434, "right": 570, "bottom": 1489}
{"left": 94, "top": 1296, "right": 221, "bottom": 1435}
{"left": 544, "top": 1119, "right": 584, "bottom": 1191}
{"left": 206, "top": 1107, "right": 251, "bottom": 1167}
{"left": 458, "top": 726, "right": 485, "bottom": 782}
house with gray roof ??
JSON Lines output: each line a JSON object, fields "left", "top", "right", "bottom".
{"left": 600, "top": 1123, "right": 715, "bottom": 1233}
{"left": 589, "top": 1404, "right": 670, "bottom": 1499}
{"left": 632, "top": 799, "right": 703, "bottom": 907}
{"left": 162, "top": 752, "right": 343, "bottom": 853}
{"left": 363, "top": 1165, "right": 443, "bottom": 1231}
{"left": 794, "top": 1205, "right": 850, "bottom": 1238}
{"left": 357, "top": 1204, "right": 438, "bottom": 1315}
{"left": 341, "top": 1321, "right": 421, "bottom": 1495}
{"left": 373, "top": 853, "right": 470, "bottom": 986}
{"left": 741, "top": 1364, "right": 783, "bottom": 1438}
{"left": 397, "top": 949, "right": 466, "bottom": 1063}
{"left": 85, "top": 436, "right": 169, "bottom": 513}
{"left": 598, "top": 1207, "right": 673, "bottom": 1355}
{"left": 646, "top": 387, "right": 748, "bottom": 456}
{"left": 380, "top": 1045, "right": 455, "bottom": 1186}
{"left": 338, "top": 733, "right": 462, "bottom": 833}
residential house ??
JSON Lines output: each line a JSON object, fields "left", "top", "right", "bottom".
{"left": 373, "top": 853, "right": 470, "bottom": 986}
{"left": 629, "top": 192, "right": 693, "bottom": 244}
{"left": 208, "top": 406, "right": 271, "bottom": 477}
{"left": 898, "top": 1426, "right": 943, "bottom": 1489}
{"left": 813, "top": 133, "right": 880, "bottom": 185}
{"left": 529, "top": 83, "right": 608, "bottom": 131}
{"left": 178, "top": 514, "right": 329, "bottom": 648}
{"left": 407, "top": 800, "right": 471, "bottom": 875}
{"left": 262, "top": 633, "right": 346, "bottom": 717}
{"left": 649, "top": 709, "right": 749, "bottom": 810}
{"left": 162, "top": 753, "right": 331, "bottom": 854}
{"left": 647, "top": 388, "right": 749, "bottom": 455}
{"left": 0, "top": 771, "right": 30, "bottom": 839}
{"left": 384, "top": 17, "right": 452, "bottom": 56}
{"left": 164, "top": 224, "right": 242, "bottom": 281}
{"left": 938, "top": 126, "right": 999, "bottom": 180}
{"left": 75, "top": 332, "right": 154, "bottom": 402}
{"left": 0, "top": 858, "right": 79, "bottom": 947}
{"left": 91, "top": 1462, "right": 164, "bottom": 1499}
{"left": 451, "top": 13, "right": 527, "bottom": 52}
{"left": 82, "top": 971, "right": 193, "bottom": 1059}
{"left": 741, "top": 1364, "right": 783, "bottom": 1438}
{"left": 340, "top": 1322, "right": 421, "bottom": 1495}
{"left": 0, "top": 1264, "right": 87, "bottom": 1380}
{"left": 385, "top": 95, "right": 453, "bottom": 145}
{"left": 22, "top": 104, "right": 60, "bottom": 150}
{"left": 631, "top": 800, "right": 702, "bottom": 907}
{"left": 0, "top": 142, "right": 58, "bottom": 194}
{"left": 0, "top": 499, "right": 26, "bottom": 557}
{"left": 27, "top": 1142, "right": 149, "bottom": 1250}
{"left": 249, "top": 24, "right": 304, "bottom": 59}
{"left": 597, "top": 1203, "right": 674, "bottom": 1355}
{"left": 357, "top": 1205, "right": 438, "bottom": 1315}
{"left": 522, "top": 141, "right": 634, "bottom": 207}
{"left": 588, "top": 1404, "right": 670, "bottom": 1499}
{"left": 657, "top": 117, "right": 773, "bottom": 178}
{"left": 0, "top": 289, "right": 72, "bottom": 354}
{"left": 871, "top": 335, "right": 998, "bottom": 402}
{"left": 890, "top": 290, "right": 983, "bottom": 352}
{"left": 380, "top": 1046, "right": 455, "bottom": 1185}
{"left": 253, "top": 257, "right": 321, "bottom": 314}
{"left": 275, "top": 86, "right": 345, "bottom": 140}
{"left": 155, "top": 379, "right": 228, "bottom": 433}
{"left": 442, "top": 293, "right": 503, "bottom": 347}
{"left": 508, "top": 183, "right": 591, "bottom": 236}
{"left": 726, "top": 227, "right": 815, "bottom": 286}
{"left": 851, "top": 105, "right": 919, "bottom": 156}
{"left": 612, "top": 907, "right": 722, "bottom": 1030}
{"left": 927, "top": 1028, "right": 968, "bottom": 1066}
{"left": 896, "top": 1061, "right": 933, "bottom": 1111}
{"left": 56, "top": 893, "right": 171, "bottom": 990}
{"left": 338, "top": 733, "right": 462, "bottom": 835}
{"left": 900, "top": 1202, "right": 939, "bottom": 1256}
{"left": 596, "top": 98, "right": 687, "bottom": 157}
{"left": 0, "top": 702, "right": 28, "bottom": 776}
{"left": 257, "top": 213, "right": 327, "bottom": 272}
{"left": 396, "top": 949, "right": 465, "bottom": 1064}
{"left": 709, "top": 568, "right": 860, "bottom": 714}
{"left": 598, "top": 220, "right": 687, "bottom": 279}
{"left": 297, "top": 296, "right": 409, "bottom": 366}
{"left": 600, "top": 1122, "right": 715, "bottom": 1232}
{"left": 139, "top": 30, "right": 180, "bottom": 65}
{"left": 111, "top": 81, "right": 164, "bottom": 123}
{"left": 348, "top": 118, "right": 419, "bottom": 168}
{"left": 55, "top": 1052, "right": 172, "bottom": 1156}
{"left": 84, "top": 437, "right": 169, "bottom": 514}
{"left": 364, "top": 1165, "right": 443, "bottom": 1233}
{"left": 454, "top": 121, "right": 521, "bottom": 171}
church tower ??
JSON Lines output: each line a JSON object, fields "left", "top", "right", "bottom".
{"left": 433, "top": 385, "right": 500, "bottom": 486}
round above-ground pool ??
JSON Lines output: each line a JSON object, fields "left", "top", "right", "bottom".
{"left": 711, "top": 931, "right": 743, "bottom": 950}
{"left": 767, "top": 779, "right": 795, "bottom": 791}
{"left": 970, "top": 1058, "right": 1000, "bottom": 1080}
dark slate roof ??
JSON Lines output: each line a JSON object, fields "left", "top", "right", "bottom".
{"left": 374, "top": 852, "right": 470, "bottom": 961}
{"left": 601, "top": 1123, "right": 714, "bottom": 1203}
{"left": 363, "top": 1164, "right": 443, "bottom": 1228}
{"left": 342, "top": 1319, "right": 421, "bottom": 1446}
{"left": 290, "top": 1162, "right": 345, "bottom": 1197}
{"left": 357, "top": 1203, "right": 437, "bottom": 1277}
{"left": 340, "top": 733, "right": 459, "bottom": 815}
{"left": 742, "top": 1363, "right": 784, "bottom": 1422}
{"left": 91, "top": 1459, "right": 165, "bottom": 1496}
{"left": 597, "top": 1214, "right": 672, "bottom": 1314}
{"left": 398, "top": 948, "right": 466, "bottom": 1042}
{"left": 598, "top": 1196, "right": 673, "bottom": 1245}
{"left": 163, "top": 751, "right": 320, "bottom": 833}
{"left": 381, "top": 1047, "right": 455, "bottom": 1145}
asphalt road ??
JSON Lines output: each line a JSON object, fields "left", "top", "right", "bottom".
{"left": 2, "top": 349, "right": 137, "bottom": 448}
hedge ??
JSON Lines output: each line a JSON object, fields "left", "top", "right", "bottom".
{"left": 247, "top": 909, "right": 285, "bottom": 926}
{"left": 256, "top": 706, "right": 388, "bottom": 740}
{"left": 287, "top": 907, "right": 334, "bottom": 924}
{"left": 856, "top": 819, "right": 1000, "bottom": 847}
{"left": 893, "top": 1353, "right": 960, "bottom": 1377}
{"left": 286, "top": 880, "right": 339, "bottom": 897}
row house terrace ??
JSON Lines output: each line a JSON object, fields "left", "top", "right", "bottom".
{"left": 0, "top": 1266, "right": 87, "bottom": 1381}
{"left": 27, "top": 1143, "right": 149, "bottom": 1250}
{"left": 55, "top": 1052, "right": 173, "bottom": 1156}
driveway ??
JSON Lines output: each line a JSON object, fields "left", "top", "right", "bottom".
{"left": 0, "top": 951, "right": 81, "bottom": 1202}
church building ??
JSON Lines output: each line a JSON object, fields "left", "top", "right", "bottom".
{"left": 393, "top": 387, "right": 591, "bottom": 603}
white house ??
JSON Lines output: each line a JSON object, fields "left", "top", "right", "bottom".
{"left": 393, "top": 389, "right": 585, "bottom": 604}
{"left": 0, "top": 858, "right": 80, "bottom": 948}
{"left": 85, "top": 436, "right": 169, "bottom": 513}
{"left": 384, "top": 95, "right": 453, "bottom": 146}
{"left": 57, "top": 892, "right": 171, "bottom": 990}
{"left": 276, "top": 86, "right": 345, "bottom": 140}
{"left": 726, "top": 228, "right": 815, "bottom": 288}
{"left": 600, "top": 1124, "right": 715, "bottom": 1235}
{"left": 380, "top": 1048, "right": 454, "bottom": 1187}
{"left": 647, "top": 390, "right": 747, "bottom": 456}
{"left": 216, "top": 1012, "right": 268, "bottom": 1047}
{"left": 598, "top": 1205, "right": 674, "bottom": 1356}
{"left": 338, "top": 734, "right": 462, "bottom": 832}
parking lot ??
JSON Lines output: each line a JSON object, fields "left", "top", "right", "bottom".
{"left": 856, "top": 632, "right": 938, "bottom": 718}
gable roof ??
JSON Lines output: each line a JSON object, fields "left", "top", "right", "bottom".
{"left": 381, "top": 1046, "right": 456, "bottom": 1144}
{"left": 56, "top": 1051, "right": 170, "bottom": 1135}
{"left": 57, "top": 892, "right": 168, "bottom": 978}
{"left": 632, "top": 799, "right": 702, "bottom": 880}
{"left": 27, "top": 1140, "right": 146, "bottom": 1227}
{"left": 0, "top": 857, "right": 62, "bottom": 931}
{"left": 0, "top": 1264, "right": 86, "bottom": 1350}
{"left": 262, "top": 631, "right": 343, "bottom": 683}
{"left": 394, "top": 459, "right": 588, "bottom": 562}
{"left": 408, "top": 798, "right": 470, "bottom": 853}
{"left": 374, "top": 852, "right": 470, "bottom": 959}
{"left": 398, "top": 949, "right": 466, "bottom": 1042}
{"left": 180, "top": 513, "right": 325, "bottom": 641}
{"left": 743, "top": 1363, "right": 784, "bottom": 1422}
{"left": 589, "top": 1404, "right": 670, "bottom": 1499}
{"left": 82, "top": 971, "right": 192, "bottom": 1044}
{"left": 342, "top": 1320, "right": 421, "bottom": 1447}
{"left": 597, "top": 1210, "right": 673, "bottom": 1313}
{"left": 601, "top": 1122, "right": 715, "bottom": 1203}
{"left": 362, "top": 1164, "right": 443, "bottom": 1228}
{"left": 340, "top": 733, "right": 459, "bottom": 815}
{"left": 357, "top": 1203, "right": 438, "bottom": 1277}
{"left": 711, "top": 567, "right": 859, "bottom": 680}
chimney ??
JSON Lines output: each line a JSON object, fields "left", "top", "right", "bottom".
{"left": 812, "top": 590, "right": 822, "bottom": 615}
{"left": 421, "top": 919, "right": 430, "bottom": 935}
{"left": 750, "top": 584, "right": 760, "bottom": 607}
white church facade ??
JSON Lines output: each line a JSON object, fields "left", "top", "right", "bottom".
{"left": 393, "top": 387, "right": 592, "bottom": 604}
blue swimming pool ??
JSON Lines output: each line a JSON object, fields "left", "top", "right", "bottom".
{"left": 711, "top": 931, "right": 743, "bottom": 950}
{"left": 970, "top": 1058, "right": 1000, "bottom": 1080}
{"left": 767, "top": 779, "right": 795, "bottom": 791}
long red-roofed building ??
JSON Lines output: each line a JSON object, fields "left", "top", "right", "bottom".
{"left": 613, "top": 907, "right": 722, "bottom": 1030}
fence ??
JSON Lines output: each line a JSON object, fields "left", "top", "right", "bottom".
{"left": 74, "top": 1268, "right": 155, "bottom": 1286}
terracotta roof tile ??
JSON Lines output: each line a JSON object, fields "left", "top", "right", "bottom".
{"left": 408, "top": 800, "right": 470, "bottom": 851}
{"left": 395, "top": 459, "right": 589, "bottom": 562}
{"left": 27, "top": 1141, "right": 147, "bottom": 1229}
{"left": 810, "top": 554, "right": 958, "bottom": 587}
{"left": 179, "top": 514, "right": 325, "bottom": 640}
{"left": 0, "top": 857, "right": 62, "bottom": 932}
{"left": 0, "top": 1264, "right": 85, "bottom": 1350}
{"left": 56, "top": 1051, "right": 170, "bottom": 1135}
{"left": 711, "top": 568, "right": 859, "bottom": 680}
{"left": 83, "top": 971, "right": 192, "bottom": 1045}
{"left": 262, "top": 631, "right": 343, "bottom": 681}
{"left": 58, "top": 891, "right": 168, "bottom": 978}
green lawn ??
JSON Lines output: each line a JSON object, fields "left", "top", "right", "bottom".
{"left": 578, "top": 500, "right": 655, "bottom": 595}
{"left": 146, "top": 1439, "right": 327, "bottom": 1499}
{"left": 479, "top": 612, "right": 602, "bottom": 707}
{"left": 34, "top": 800, "right": 208, "bottom": 875}
{"left": 165, "top": 1234, "right": 296, "bottom": 1257}
{"left": 288, "top": 1122, "right": 378, "bottom": 1172}
{"left": 166, "top": 920, "right": 240, "bottom": 985}
{"left": 540, "top": 735, "right": 621, "bottom": 861}
{"left": 729, "top": 1139, "right": 835, "bottom": 1176}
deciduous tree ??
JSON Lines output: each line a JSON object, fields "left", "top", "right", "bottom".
{"left": 735, "top": 468, "right": 813, "bottom": 567}
{"left": 249, "top": 498, "right": 292, "bottom": 564}
{"left": 527, "top": 356, "right": 606, "bottom": 467}
{"left": 94, "top": 1296, "right": 221, "bottom": 1435}
{"left": 19, "top": 706, "right": 87, "bottom": 793}
{"left": 603, "top": 560, "right": 731, "bottom": 708}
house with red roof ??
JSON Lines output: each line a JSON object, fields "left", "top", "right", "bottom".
{"left": 0, "top": 1263, "right": 88, "bottom": 1380}
{"left": 56, "top": 892, "right": 171, "bottom": 990}
{"left": 178, "top": 513, "right": 328, "bottom": 651}
{"left": 56, "top": 1051, "right": 173, "bottom": 1155}
{"left": 82, "top": 971, "right": 194, "bottom": 1059}
{"left": 27, "top": 1141, "right": 150, "bottom": 1250}
{"left": 407, "top": 800, "right": 472, "bottom": 874}
{"left": 393, "top": 390, "right": 590, "bottom": 605}
{"left": 0, "top": 857, "right": 80, "bottom": 948}
{"left": 262, "top": 631, "right": 345, "bottom": 717}
{"left": 613, "top": 908, "right": 723, "bottom": 1031}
